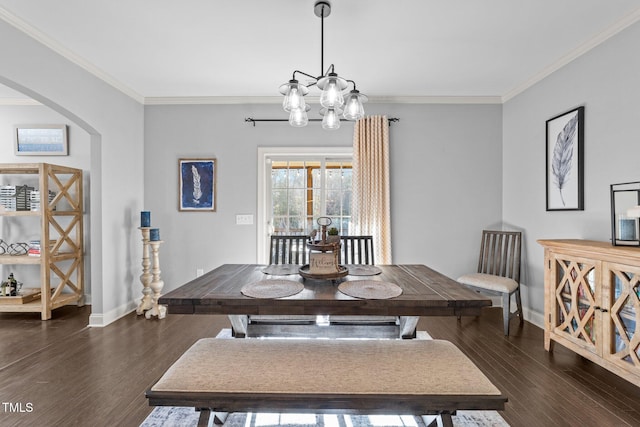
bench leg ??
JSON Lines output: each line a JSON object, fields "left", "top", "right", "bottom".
{"left": 439, "top": 413, "right": 454, "bottom": 427}
{"left": 196, "top": 409, "right": 228, "bottom": 426}
{"left": 421, "top": 413, "right": 454, "bottom": 427}
{"left": 197, "top": 409, "right": 210, "bottom": 427}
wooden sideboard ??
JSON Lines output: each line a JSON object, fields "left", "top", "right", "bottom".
{"left": 538, "top": 239, "right": 640, "bottom": 387}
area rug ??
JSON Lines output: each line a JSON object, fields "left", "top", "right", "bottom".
{"left": 140, "top": 407, "right": 510, "bottom": 427}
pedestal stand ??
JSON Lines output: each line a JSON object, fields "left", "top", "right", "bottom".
{"left": 145, "top": 240, "right": 167, "bottom": 319}
{"left": 136, "top": 227, "right": 154, "bottom": 315}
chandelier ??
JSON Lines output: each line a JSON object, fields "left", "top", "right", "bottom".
{"left": 279, "top": 0, "right": 367, "bottom": 130}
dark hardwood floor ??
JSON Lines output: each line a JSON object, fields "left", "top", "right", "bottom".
{"left": 0, "top": 306, "right": 639, "bottom": 427}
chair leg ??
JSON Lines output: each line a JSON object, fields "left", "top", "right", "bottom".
{"left": 502, "top": 292, "right": 511, "bottom": 336}
{"left": 515, "top": 287, "right": 524, "bottom": 324}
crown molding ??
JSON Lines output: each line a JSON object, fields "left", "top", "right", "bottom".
{"left": 0, "top": 97, "right": 41, "bottom": 106}
{"left": 144, "top": 95, "right": 502, "bottom": 105}
{"left": 502, "top": 6, "right": 640, "bottom": 102}
{"left": 0, "top": 6, "right": 145, "bottom": 104}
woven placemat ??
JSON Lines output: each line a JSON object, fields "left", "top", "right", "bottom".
{"left": 241, "top": 280, "right": 304, "bottom": 299}
{"left": 338, "top": 280, "right": 403, "bottom": 299}
{"left": 262, "top": 264, "right": 300, "bottom": 275}
{"left": 346, "top": 265, "right": 382, "bottom": 276}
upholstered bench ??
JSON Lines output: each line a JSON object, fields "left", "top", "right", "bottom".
{"left": 146, "top": 337, "right": 507, "bottom": 427}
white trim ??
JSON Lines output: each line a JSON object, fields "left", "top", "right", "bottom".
{"left": 143, "top": 95, "right": 502, "bottom": 105}
{"left": 257, "top": 146, "right": 353, "bottom": 263}
{"left": 88, "top": 300, "right": 137, "bottom": 327}
{"left": 0, "top": 97, "right": 41, "bottom": 106}
{"left": 0, "top": 6, "right": 144, "bottom": 104}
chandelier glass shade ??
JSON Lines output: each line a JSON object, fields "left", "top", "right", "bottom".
{"left": 279, "top": 1, "right": 366, "bottom": 130}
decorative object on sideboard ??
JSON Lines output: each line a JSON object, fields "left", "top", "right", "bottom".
{"left": 611, "top": 181, "right": 640, "bottom": 246}
{"left": 545, "top": 106, "right": 584, "bottom": 211}
{"left": 277, "top": 1, "right": 367, "bottom": 130}
{"left": 14, "top": 124, "right": 68, "bottom": 156}
{"left": 178, "top": 158, "right": 216, "bottom": 212}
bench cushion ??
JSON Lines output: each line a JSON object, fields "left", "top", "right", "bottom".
{"left": 457, "top": 273, "right": 518, "bottom": 293}
{"left": 149, "top": 338, "right": 504, "bottom": 406}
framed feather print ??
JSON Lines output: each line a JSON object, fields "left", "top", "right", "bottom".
{"left": 179, "top": 158, "right": 216, "bottom": 212}
{"left": 546, "top": 106, "right": 584, "bottom": 211}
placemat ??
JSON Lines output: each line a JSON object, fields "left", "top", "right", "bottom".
{"left": 346, "top": 265, "right": 382, "bottom": 276}
{"left": 241, "top": 280, "right": 304, "bottom": 299}
{"left": 338, "top": 280, "right": 403, "bottom": 299}
{"left": 262, "top": 264, "right": 300, "bottom": 275}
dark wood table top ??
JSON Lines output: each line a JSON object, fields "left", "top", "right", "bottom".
{"left": 160, "top": 264, "right": 491, "bottom": 317}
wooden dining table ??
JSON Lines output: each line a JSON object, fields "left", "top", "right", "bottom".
{"left": 159, "top": 263, "right": 492, "bottom": 338}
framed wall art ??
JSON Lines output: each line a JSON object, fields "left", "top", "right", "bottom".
{"left": 179, "top": 158, "right": 216, "bottom": 212}
{"left": 14, "top": 124, "right": 68, "bottom": 155}
{"left": 546, "top": 106, "right": 584, "bottom": 211}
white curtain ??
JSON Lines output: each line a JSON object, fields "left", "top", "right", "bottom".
{"left": 352, "top": 115, "right": 392, "bottom": 264}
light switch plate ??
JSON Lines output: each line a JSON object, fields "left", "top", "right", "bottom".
{"left": 236, "top": 214, "right": 254, "bottom": 225}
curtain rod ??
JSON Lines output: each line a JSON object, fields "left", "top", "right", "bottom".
{"left": 244, "top": 117, "right": 399, "bottom": 127}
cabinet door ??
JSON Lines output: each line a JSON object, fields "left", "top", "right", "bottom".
{"left": 602, "top": 262, "right": 640, "bottom": 374}
{"left": 550, "top": 253, "right": 600, "bottom": 355}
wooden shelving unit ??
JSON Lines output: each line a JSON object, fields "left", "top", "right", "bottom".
{"left": 0, "top": 163, "right": 84, "bottom": 320}
{"left": 538, "top": 239, "right": 640, "bottom": 387}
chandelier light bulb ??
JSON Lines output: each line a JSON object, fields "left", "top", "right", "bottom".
{"left": 321, "top": 108, "right": 341, "bottom": 130}
{"left": 319, "top": 77, "right": 344, "bottom": 108}
{"left": 289, "top": 104, "right": 311, "bottom": 127}
{"left": 279, "top": 79, "right": 308, "bottom": 112}
{"left": 343, "top": 89, "right": 368, "bottom": 121}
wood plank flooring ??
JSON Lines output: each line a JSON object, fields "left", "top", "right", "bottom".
{"left": 0, "top": 306, "right": 639, "bottom": 427}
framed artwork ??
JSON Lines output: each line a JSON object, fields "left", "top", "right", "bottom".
{"left": 546, "top": 106, "right": 584, "bottom": 211}
{"left": 179, "top": 158, "right": 216, "bottom": 212}
{"left": 14, "top": 124, "right": 68, "bottom": 155}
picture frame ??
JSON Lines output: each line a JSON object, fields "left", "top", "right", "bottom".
{"left": 179, "top": 158, "right": 216, "bottom": 212}
{"left": 545, "top": 106, "right": 584, "bottom": 211}
{"left": 14, "top": 124, "right": 68, "bottom": 156}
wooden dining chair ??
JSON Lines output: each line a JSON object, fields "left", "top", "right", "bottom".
{"left": 247, "top": 234, "right": 314, "bottom": 335}
{"left": 269, "top": 235, "right": 308, "bottom": 265}
{"left": 339, "top": 235, "right": 375, "bottom": 265}
{"left": 457, "top": 230, "right": 523, "bottom": 336}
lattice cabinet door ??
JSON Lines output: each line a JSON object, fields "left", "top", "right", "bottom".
{"left": 549, "top": 254, "right": 601, "bottom": 356}
{"left": 602, "top": 262, "right": 640, "bottom": 376}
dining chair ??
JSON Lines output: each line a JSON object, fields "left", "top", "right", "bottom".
{"left": 269, "top": 235, "right": 308, "bottom": 265}
{"left": 339, "top": 235, "right": 375, "bottom": 265}
{"left": 457, "top": 230, "right": 523, "bottom": 336}
{"left": 246, "top": 234, "right": 314, "bottom": 335}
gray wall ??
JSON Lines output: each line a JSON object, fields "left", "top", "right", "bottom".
{"left": 0, "top": 19, "right": 145, "bottom": 326}
{"left": 144, "top": 102, "right": 503, "bottom": 294}
{"left": 503, "top": 21, "right": 640, "bottom": 321}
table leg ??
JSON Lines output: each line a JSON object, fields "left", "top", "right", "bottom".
{"left": 228, "top": 315, "right": 248, "bottom": 337}
{"left": 400, "top": 316, "right": 419, "bottom": 338}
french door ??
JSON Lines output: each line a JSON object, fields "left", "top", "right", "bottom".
{"left": 257, "top": 147, "right": 353, "bottom": 263}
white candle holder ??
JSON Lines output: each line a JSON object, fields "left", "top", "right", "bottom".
{"left": 145, "top": 239, "right": 167, "bottom": 319}
{"left": 136, "top": 227, "right": 154, "bottom": 315}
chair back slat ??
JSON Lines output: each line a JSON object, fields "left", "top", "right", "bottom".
{"left": 339, "top": 236, "right": 375, "bottom": 265}
{"left": 476, "top": 230, "right": 521, "bottom": 283}
{"left": 269, "top": 235, "right": 308, "bottom": 265}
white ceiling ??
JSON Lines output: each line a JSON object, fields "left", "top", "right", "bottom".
{"left": 1, "top": 0, "right": 640, "bottom": 104}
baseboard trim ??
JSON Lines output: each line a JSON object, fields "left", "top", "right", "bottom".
{"left": 88, "top": 300, "right": 137, "bottom": 327}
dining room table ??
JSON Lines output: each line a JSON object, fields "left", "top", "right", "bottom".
{"left": 159, "top": 263, "right": 492, "bottom": 338}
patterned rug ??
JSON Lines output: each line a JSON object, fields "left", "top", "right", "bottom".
{"left": 140, "top": 407, "right": 509, "bottom": 427}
